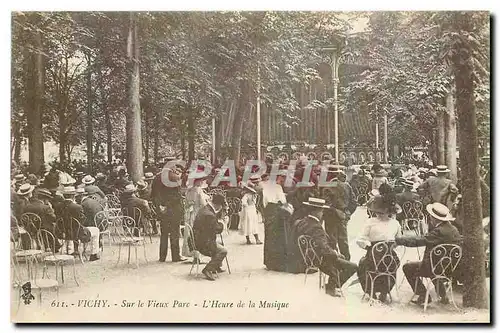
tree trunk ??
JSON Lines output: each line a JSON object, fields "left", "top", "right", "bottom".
{"left": 231, "top": 80, "right": 250, "bottom": 168}
{"left": 437, "top": 109, "right": 446, "bottom": 165}
{"left": 126, "top": 12, "right": 143, "bottom": 182}
{"left": 143, "top": 104, "right": 150, "bottom": 166}
{"left": 25, "top": 20, "right": 45, "bottom": 174}
{"left": 86, "top": 54, "right": 93, "bottom": 174}
{"left": 452, "top": 12, "right": 487, "bottom": 309}
{"left": 215, "top": 114, "right": 222, "bottom": 165}
{"left": 180, "top": 129, "right": 186, "bottom": 160}
{"left": 187, "top": 108, "right": 196, "bottom": 161}
{"left": 446, "top": 89, "right": 458, "bottom": 183}
{"left": 153, "top": 109, "right": 159, "bottom": 164}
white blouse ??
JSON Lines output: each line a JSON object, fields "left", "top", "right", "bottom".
{"left": 356, "top": 217, "right": 401, "bottom": 249}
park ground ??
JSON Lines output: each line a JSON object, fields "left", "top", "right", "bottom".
{"left": 11, "top": 206, "right": 489, "bottom": 323}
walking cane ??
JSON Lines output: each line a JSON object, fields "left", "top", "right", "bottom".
{"left": 218, "top": 233, "right": 231, "bottom": 274}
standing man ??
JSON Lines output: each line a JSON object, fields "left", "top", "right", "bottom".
{"left": 321, "top": 166, "right": 352, "bottom": 261}
{"left": 152, "top": 159, "right": 186, "bottom": 262}
{"left": 193, "top": 194, "right": 227, "bottom": 281}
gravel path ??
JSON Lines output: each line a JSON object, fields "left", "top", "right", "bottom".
{"left": 12, "top": 207, "right": 489, "bottom": 323}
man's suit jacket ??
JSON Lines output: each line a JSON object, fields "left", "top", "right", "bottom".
{"left": 121, "top": 194, "right": 152, "bottom": 226}
{"left": 396, "top": 221, "right": 462, "bottom": 276}
{"left": 294, "top": 215, "right": 338, "bottom": 260}
{"left": 193, "top": 204, "right": 223, "bottom": 255}
{"left": 22, "top": 198, "right": 57, "bottom": 232}
{"left": 84, "top": 185, "right": 106, "bottom": 199}
{"left": 81, "top": 196, "right": 104, "bottom": 227}
{"left": 58, "top": 200, "right": 85, "bottom": 240}
{"left": 418, "top": 176, "right": 452, "bottom": 203}
{"left": 396, "top": 191, "right": 421, "bottom": 206}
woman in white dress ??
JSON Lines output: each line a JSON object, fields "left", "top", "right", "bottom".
{"left": 239, "top": 184, "right": 262, "bottom": 245}
{"left": 182, "top": 178, "right": 210, "bottom": 258}
{"left": 356, "top": 193, "right": 401, "bottom": 303}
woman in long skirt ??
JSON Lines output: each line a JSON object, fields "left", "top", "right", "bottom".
{"left": 239, "top": 184, "right": 262, "bottom": 245}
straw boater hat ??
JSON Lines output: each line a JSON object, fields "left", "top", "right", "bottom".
{"left": 243, "top": 184, "right": 257, "bottom": 194}
{"left": 95, "top": 172, "right": 106, "bottom": 180}
{"left": 436, "top": 165, "right": 451, "bottom": 173}
{"left": 143, "top": 172, "right": 155, "bottom": 181}
{"left": 62, "top": 186, "right": 76, "bottom": 196}
{"left": 76, "top": 187, "right": 85, "bottom": 195}
{"left": 370, "top": 189, "right": 380, "bottom": 196}
{"left": 17, "top": 183, "right": 34, "bottom": 196}
{"left": 403, "top": 179, "right": 415, "bottom": 188}
{"left": 250, "top": 175, "right": 262, "bottom": 183}
{"left": 136, "top": 180, "right": 148, "bottom": 191}
{"left": 81, "top": 175, "right": 96, "bottom": 185}
{"left": 14, "top": 174, "right": 26, "bottom": 183}
{"left": 302, "top": 197, "right": 330, "bottom": 209}
{"left": 428, "top": 169, "right": 438, "bottom": 177}
{"left": 426, "top": 203, "right": 455, "bottom": 222}
{"left": 124, "top": 184, "right": 138, "bottom": 193}
{"left": 36, "top": 188, "right": 53, "bottom": 199}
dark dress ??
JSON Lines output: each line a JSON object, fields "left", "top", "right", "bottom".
{"left": 357, "top": 241, "right": 400, "bottom": 296}
{"left": 263, "top": 202, "right": 291, "bottom": 271}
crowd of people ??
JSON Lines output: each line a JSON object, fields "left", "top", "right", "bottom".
{"left": 10, "top": 154, "right": 490, "bottom": 307}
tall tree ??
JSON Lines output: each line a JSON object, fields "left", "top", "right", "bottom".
{"left": 22, "top": 13, "right": 45, "bottom": 174}
{"left": 449, "top": 11, "right": 488, "bottom": 309}
{"left": 126, "top": 12, "right": 143, "bottom": 181}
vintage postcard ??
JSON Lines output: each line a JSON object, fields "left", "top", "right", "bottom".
{"left": 10, "top": 10, "right": 490, "bottom": 323}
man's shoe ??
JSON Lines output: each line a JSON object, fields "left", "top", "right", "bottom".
{"left": 89, "top": 254, "right": 100, "bottom": 262}
{"left": 255, "top": 240, "right": 263, "bottom": 245}
{"left": 325, "top": 287, "right": 343, "bottom": 297}
{"left": 246, "top": 239, "right": 252, "bottom": 245}
{"left": 439, "top": 296, "right": 450, "bottom": 305}
{"left": 378, "top": 293, "right": 388, "bottom": 303}
{"left": 411, "top": 294, "right": 431, "bottom": 305}
{"left": 202, "top": 268, "right": 216, "bottom": 281}
{"left": 172, "top": 257, "right": 187, "bottom": 262}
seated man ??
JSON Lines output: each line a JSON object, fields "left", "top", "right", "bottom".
{"left": 60, "top": 186, "right": 101, "bottom": 261}
{"left": 121, "top": 184, "right": 153, "bottom": 236}
{"left": 396, "top": 202, "right": 462, "bottom": 305}
{"left": 81, "top": 175, "right": 106, "bottom": 200}
{"left": 294, "top": 197, "right": 358, "bottom": 297}
{"left": 193, "top": 194, "right": 227, "bottom": 281}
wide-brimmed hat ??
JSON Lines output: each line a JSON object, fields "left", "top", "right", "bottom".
{"left": 136, "top": 180, "right": 148, "bottom": 190}
{"left": 36, "top": 188, "right": 53, "bottom": 199}
{"left": 124, "top": 184, "right": 138, "bottom": 193}
{"left": 243, "top": 185, "right": 257, "bottom": 194}
{"left": 426, "top": 202, "right": 455, "bottom": 221}
{"left": 81, "top": 175, "right": 96, "bottom": 185}
{"left": 17, "top": 183, "right": 34, "bottom": 196}
{"left": 302, "top": 197, "right": 330, "bottom": 209}
{"left": 436, "top": 165, "right": 451, "bottom": 173}
{"left": 62, "top": 186, "right": 76, "bottom": 196}
{"left": 326, "top": 165, "right": 345, "bottom": 173}
{"left": 144, "top": 172, "right": 155, "bottom": 181}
